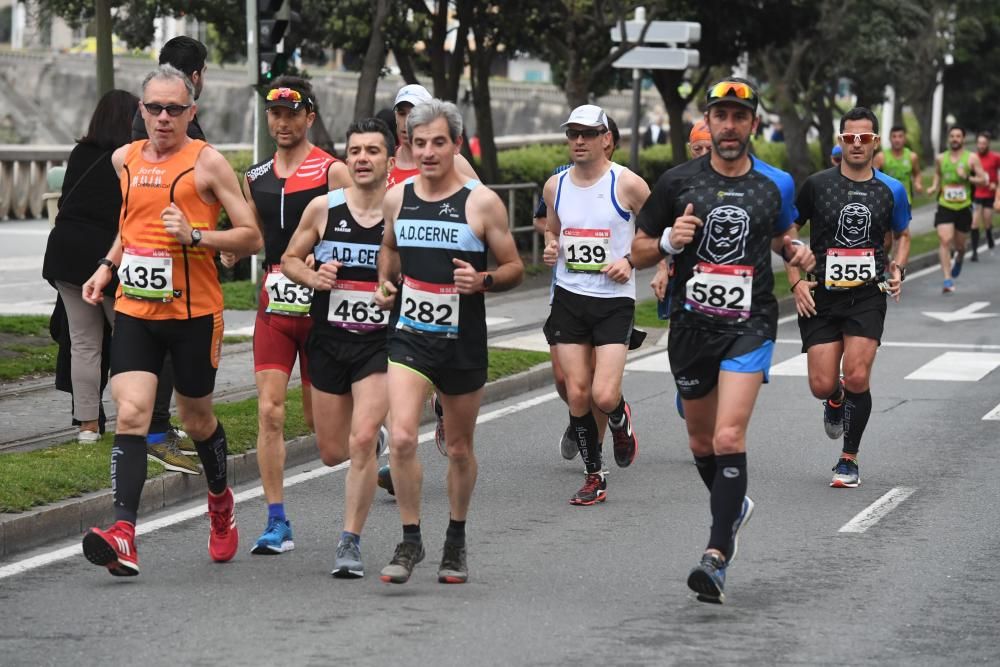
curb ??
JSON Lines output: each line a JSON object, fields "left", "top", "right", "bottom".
{"left": 0, "top": 248, "right": 941, "bottom": 559}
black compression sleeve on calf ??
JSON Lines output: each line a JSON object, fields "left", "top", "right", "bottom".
{"left": 111, "top": 434, "right": 148, "bottom": 524}
{"left": 570, "top": 411, "right": 602, "bottom": 473}
{"left": 694, "top": 454, "right": 716, "bottom": 491}
{"left": 971, "top": 228, "right": 980, "bottom": 251}
{"left": 707, "top": 453, "right": 747, "bottom": 560}
{"left": 843, "top": 389, "right": 872, "bottom": 456}
{"left": 605, "top": 396, "right": 626, "bottom": 427}
{"left": 194, "top": 420, "right": 228, "bottom": 495}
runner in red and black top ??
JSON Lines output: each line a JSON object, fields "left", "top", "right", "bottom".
{"left": 233, "top": 76, "right": 351, "bottom": 556}
{"left": 972, "top": 131, "right": 999, "bottom": 260}
{"left": 282, "top": 118, "right": 396, "bottom": 578}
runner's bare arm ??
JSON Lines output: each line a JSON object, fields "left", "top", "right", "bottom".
{"left": 82, "top": 235, "right": 123, "bottom": 305}
{"left": 281, "top": 195, "right": 327, "bottom": 289}
{"left": 328, "top": 161, "right": 352, "bottom": 190}
{"left": 194, "top": 148, "right": 263, "bottom": 255}
{"left": 927, "top": 155, "right": 942, "bottom": 196}
{"left": 968, "top": 154, "right": 988, "bottom": 186}
{"left": 471, "top": 186, "right": 523, "bottom": 293}
{"left": 455, "top": 153, "right": 479, "bottom": 181}
{"left": 772, "top": 227, "right": 815, "bottom": 272}
{"left": 374, "top": 185, "right": 403, "bottom": 309}
{"left": 542, "top": 174, "right": 560, "bottom": 267}
{"left": 630, "top": 229, "right": 661, "bottom": 270}
{"left": 887, "top": 228, "right": 911, "bottom": 302}
{"left": 910, "top": 152, "right": 924, "bottom": 193}
{"left": 873, "top": 152, "right": 884, "bottom": 170}
{"left": 218, "top": 175, "right": 262, "bottom": 268}
{"left": 600, "top": 169, "right": 652, "bottom": 282}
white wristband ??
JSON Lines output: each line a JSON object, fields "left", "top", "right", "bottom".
{"left": 659, "top": 229, "right": 683, "bottom": 255}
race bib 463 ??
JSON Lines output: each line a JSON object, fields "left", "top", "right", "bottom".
{"left": 327, "top": 280, "right": 386, "bottom": 332}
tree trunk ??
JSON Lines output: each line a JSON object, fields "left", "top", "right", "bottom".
{"left": 394, "top": 50, "right": 419, "bottom": 85}
{"left": 470, "top": 49, "right": 498, "bottom": 184}
{"left": 427, "top": 0, "right": 449, "bottom": 97}
{"left": 814, "top": 88, "right": 836, "bottom": 166}
{"left": 309, "top": 109, "right": 337, "bottom": 157}
{"left": 650, "top": 70, "right": 687, "bottom": 167}
{"left": 909, "top": 94, "right": 936, "bottom": 166}
{"left": 354, "top": 0, "right": 391, "bottom": 119}
{"left": 95, "top": 0, "right": 114, "bottom": 95}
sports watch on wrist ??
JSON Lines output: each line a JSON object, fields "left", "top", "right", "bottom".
{"left": 190, "top": 228, "right": 203, "bottom": 247}
{"left": 482, "top": 273, "right": 495, "bottom": 291}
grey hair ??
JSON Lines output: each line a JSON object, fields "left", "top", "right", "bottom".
{"left": 406, "top": 99, "right": 463, "bottom": 143}
{"left": 141, "top": 64, "right": 195, "bottom": 103}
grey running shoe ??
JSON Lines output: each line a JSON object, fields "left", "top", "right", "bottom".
{"left": 147, "top": 440, "right": 201, "bottom": 475}
{"left": 332, "top": 537, "right": 365, "bottom": 578}
{"left": 560, "top": 424, "right": 578, "bottom": 460}
{"left": 688, "top": 552, "right": 727, "bottom": 604}
{"left": 831, "top": 457, "right": 860, "bottom": 488}
{"left": 438, "top": 542, "right": 469, "bottom": 584}
{"left": 380, "top": 541, "right": 425, "bottom": 584}
{"left": 823, "top": 379, "right": 845, "bottom": 439}
{"left": 727, "top": 496, "right": 755, "bottom": 566}
{"left": 376, "top": 425, "right": 388, "bottom": 459}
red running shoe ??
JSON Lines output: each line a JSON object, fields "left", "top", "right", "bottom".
{"left": 207, "top": 487, "right": 239, "bottom": 562}
{"left": 82, "top": 521, "right": 139, "bottom": 576}
{"left": 569, "top": 471, "right": 607, "bottom": 506}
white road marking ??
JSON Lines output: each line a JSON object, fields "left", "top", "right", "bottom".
{"left": 905, "top": 351, "right": 1000, "bottom": 381}
{"left": 981, "top": 402, "right": 1000, "bottom": 421}
{"left": 491, "top": 332, "right": 551, "bottom": 353}
{"left": 839, "top": 487, "right": 916, "bottom": 533}
{"left": 923, "top": 301, "right": 998, "bottom": 323}
{"left": 0, "top": 391, "right": 561, "bottom": 581}
{"left": 769, "top": 353, "right": 809, "bottom": 376}
{"left": 624, "top": 350, "right": 670, "bottom": 373}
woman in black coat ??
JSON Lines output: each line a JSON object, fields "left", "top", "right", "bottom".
{"left": 42, "top": 89, "right": 138, "bottom": 443}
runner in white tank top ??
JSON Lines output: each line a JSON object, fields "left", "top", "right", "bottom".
{"left": 542, "top": 104, "right": 650, "bottom": 506}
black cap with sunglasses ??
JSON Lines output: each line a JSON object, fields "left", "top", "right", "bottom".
{"left": 705, "top": 78, "right": 759, "bottom": 114}
{"left": 264, "top": 85, "right": 314, "bottom": 112}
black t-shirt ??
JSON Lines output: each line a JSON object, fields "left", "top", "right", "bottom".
{"left": 795, "top": 167, "right": 911, "bottom": 284}
{"left": 636, "top": 154, "right": 797, "bottom": 339}
{"left": 42, "top": 142, "right": 122, "bottom": 292}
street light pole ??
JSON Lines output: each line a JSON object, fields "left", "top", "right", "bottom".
{"left": 628, "top": 7, "right": 645, "bottom": 172}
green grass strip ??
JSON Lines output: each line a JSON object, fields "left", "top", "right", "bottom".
{"left": 0, "top": 350, "right": 549, "bottom": 513}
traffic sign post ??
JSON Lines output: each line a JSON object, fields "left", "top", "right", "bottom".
{"left": 610, "top": 16, "right": 701, "bottom": 170}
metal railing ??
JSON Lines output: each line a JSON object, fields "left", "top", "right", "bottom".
{"left": 487, "top": 182, "right": 543, "bottom": 265}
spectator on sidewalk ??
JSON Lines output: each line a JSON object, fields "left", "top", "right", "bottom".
{"left": 42, "top": 89, "right": 139, "bottom": 443}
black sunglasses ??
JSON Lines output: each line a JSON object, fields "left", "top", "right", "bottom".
{"left": 143, "top": 102, "right": 192, "bottom": 117}
{"left": 566, "top": 128, "right": 606, "bottom": 140}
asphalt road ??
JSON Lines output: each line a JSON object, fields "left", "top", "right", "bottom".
{"left": 2, "top": 248, "right": 999, "bottom": 666}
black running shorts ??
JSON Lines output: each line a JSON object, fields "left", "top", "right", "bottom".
{"left": 934, "top": 205, "right": 973, "bottom": 233}
{"left": 544, "top": 286, "right": 634, "bottom": 347}
{"left": 973, "top": 196, "right": 994, "bottom": 208}
{"left": 667, "top": 327, "right": 770, "bottom": 400}
{"left": 387, "top": 330, "right": 486, "bottom": 395}
{"left": 307, "top": 327, "right": 387, "bottom": 395}
{"left": 797, "top": 284, "right": 886, "bottom": 351}
{"left": 110, "top": 312, "right": 222, "bottom": 398}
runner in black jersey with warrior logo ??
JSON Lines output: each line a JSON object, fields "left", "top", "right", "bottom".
{"left": 632, "top": 79, "right": 815, "bottom": 604}
{"left": 374, "top": 99, "right": 524, "bottom": 584}
{"left": 281, "top": 118, "right": 394, "bottom": 578}
{"left": 787, "top": 107, "right": 911, "bottom": 490}
{"left": 233, "top": 76, "right": 351, "bottom": 555}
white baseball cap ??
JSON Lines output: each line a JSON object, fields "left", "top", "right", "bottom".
{"left": 394, "top": 84, "right": 433, "bottom": 109}
{"left": 561, "top": 104, "right": 609, "bottom": 129}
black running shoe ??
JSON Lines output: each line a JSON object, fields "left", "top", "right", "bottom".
{"left": 437, "top": 542, "right": 468, "bottom": 584}
{"left": 687, "top": 552, "right": 727, "bottom": 604}
{"left": 610, "top": 401, "right": 638, "bottom": 467}
{"left": 380, "top": 541, "right": 425, "bottom": 583}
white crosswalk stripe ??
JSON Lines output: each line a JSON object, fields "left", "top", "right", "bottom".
{"left": 905, "top": 352, "right": 1000, "bottom": 382}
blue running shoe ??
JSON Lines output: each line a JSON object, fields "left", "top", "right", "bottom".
{"left": 687, "top": 552, "right": 727, "bottom": 604}
{"left": 830, "top": 457, "right": 860, "bottom": 488}
{"left": 951, "top": 253, "right": 963, "bottom": 278}
{"left": 727, "top": 496, "right": 755, "bottom": 566}
{"left": 675, "top": 393, "right": 685, "bottom": 420}
{"left": 942, "top": 279, "right": 955, "bottom": 294}
{"left": 250, "top": 517, "right": 294, "bottom": 555}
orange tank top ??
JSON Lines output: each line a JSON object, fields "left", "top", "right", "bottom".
{"left": 115, "top": 139, "right": 223, "bottom": 320}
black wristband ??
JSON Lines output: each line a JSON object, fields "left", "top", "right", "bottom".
{"left": 97, "top": 258, "right": 117, "bottom": 273}
{"left": 790, "top": 279, "right": 802, "bottom": 292}
{"left": 624, "top": 253, "right": 635, "bottom": 269}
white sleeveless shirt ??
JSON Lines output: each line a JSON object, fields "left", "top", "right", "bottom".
{"left": 554, "top": 162, "right": 636, "bottom": 300}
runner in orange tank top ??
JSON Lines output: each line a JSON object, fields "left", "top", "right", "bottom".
{"left": 78, "top": 64, "right": 262, "bottom": 578}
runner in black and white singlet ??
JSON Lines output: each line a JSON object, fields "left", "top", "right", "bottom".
{"left": 632, "top": 79, "right": 815, "bottom": 604}
{"left": 232, "top": 76, "right": 351, "bottom": 556}
{"left": 281, "top": 118, "right": 395, "bottom": 578}
{"left": 374, "top": 99, "right": 523, "bottom": 585}
{"left": 541, "top": 105, "right": 649, "bottom": 506}
{"left": 787, "top": 107, "right": 911, "bottom": 489}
